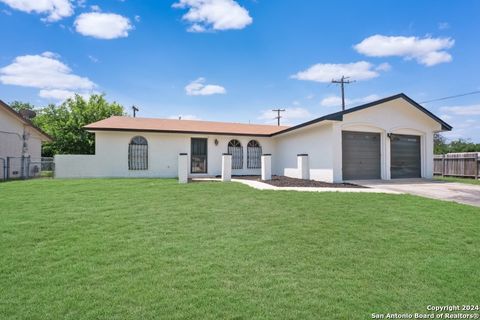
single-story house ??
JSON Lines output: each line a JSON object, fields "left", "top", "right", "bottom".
{"left": 55, "top": 93, "right": 452, "bottom": 182}
{"left": 0, "top": 100, "right": 52, "bottom": 179}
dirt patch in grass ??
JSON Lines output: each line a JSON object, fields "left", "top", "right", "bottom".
{"left": 234, "top": 175, "right": 366, "bottom": 188}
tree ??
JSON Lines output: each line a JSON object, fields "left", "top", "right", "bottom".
{"left": 434, "top": 133, "right": 480, "bottom": 154}
{"left": 447, "top": 138, "right": 480, "bottom": 153}
{"left": 434, "top": 133, "right": 448, "bottom": 154}
{"left": 9, "top": 101, "right": 36, "bottom": 112}
{"left": 34, "top": 94, "right": 125, "bottom": 156}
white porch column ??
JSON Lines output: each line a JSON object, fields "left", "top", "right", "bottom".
{"left": 297, "top": 154, "right": 310, "bottom": 180}
{"left": 261, "top": 154, "right": 272, "bottom": 180}
{"left": 178, "top": 153, "right": 188, "bottom": 184}
{"left": 385, "top": 133, "right": 392, "bottom": 180}
{"left": 221, "top": 153, "right": 232, "bottom": 182}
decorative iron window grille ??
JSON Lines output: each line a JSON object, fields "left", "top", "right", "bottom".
{"left": 228, "top": 139, "right": 243, "bottom": 169}
{"left": 247, "top": 140, "right": 262, "bottom": 169}
{"left": 128, "top": 136, "right": 148, "bottom": 170}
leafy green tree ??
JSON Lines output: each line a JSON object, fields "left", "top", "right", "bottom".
{"left": 9, "top": 101, "right": 36, "bottom": 112}
{"left": 434, "top": 133, "right": 448, "bottom": 154}
{"left": 447, "top": 138, "right": 480, "bottom": 153}
{"left": 35, "top": 94, "right": 125, "bottom": 156}
{"left": 434, "top": 134, "right": 480, "bottom": 154}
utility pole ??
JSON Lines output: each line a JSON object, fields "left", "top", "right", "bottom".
{"left": 272, "top": 108, "right": 285, "bottom": 126}
{"left": 132, "top": 105, "right": 139, "bottom": 118}
{"left": 331, "top": 76, "right": 355, "bottom": 111}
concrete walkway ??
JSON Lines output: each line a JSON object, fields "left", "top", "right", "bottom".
{"left": 193, "top": 178, "right": 402, "bottom": 194}
{"left": 349, "top": 178, "right": 480, "bottom": 207}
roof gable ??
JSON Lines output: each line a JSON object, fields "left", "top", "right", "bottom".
{"left": 0, "top": 100, "right": 52, "bottom": 141}
{"left": 273, "top": 93, "right": 452, "bottom": 136}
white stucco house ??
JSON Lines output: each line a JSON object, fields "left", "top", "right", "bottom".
{"left": 0, "top": 100, "right": 52, "bottom": 180}
{"left": 55, "top": 93, "right": 451, "bottom": 182}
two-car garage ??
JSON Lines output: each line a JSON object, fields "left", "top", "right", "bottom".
{"left": 342, "top": 131, "right": 421, "bottom": 180}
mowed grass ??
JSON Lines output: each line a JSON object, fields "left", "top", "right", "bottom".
{"left": 0, "top": 179, "right": 479, "bottom": 319}
{"left": 434, "top": 176, "right": 480, "bottom": 185}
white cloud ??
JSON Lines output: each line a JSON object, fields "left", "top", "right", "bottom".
{"left": 354, "top": 35, "right": 454, "bottom": 66}
{"left": 74, "top": 12, "right": 133, "bottom": 39}
{"left": 134, "top": 15, "right": 140, "bottom": 22}
{"left": 438, "top": 105, "right": 480, "bottom": 141}
{"left": 88, "top": 55, "right": 99, "bottom": 63}
{"left": 440, "top": 116, "right": 479, "bottom": 141}
{"left": 438, "top": 22, "right": 450, "bottom": 30}
{"left": 375, "top": 62, "right": 392, "bottom": 72}
{"left": 41, "top": 51, "right": 60, "bottom": 59}
{"left": 319, "top": 96, "right": 343, "bottom": 107}
{"left": 40, "top": 89, "right": 73, "bottom": 100}
{"left": 90, "top": 5, "right": 101, "bottom": 12}
{"left": 258, "top": 107, "right": 311, "bottom": 125}
{"left": 440, "top": 105, "right": 480, "bottom": 116}
{"left": 39, "top": 89, "right": 96, "bottom": 102}
{"left": 188, "top": 23, "right": 206, "bottom": 32}
{"left": 320, "top": 94, "right": 380, "bottom": 107}
{"left": 172, "top": 0, "right": 252, "bottom": 32}
{"left": 0, "top": 0, "right": 73, "bottom": 21}
{"left": 168, "top": 114, "right": 201, "bottom": 120}
{"left": 283, "top": 107, "right": 311, "bottom": 119}
{"left": 185, "top": 77, "right": 226, "bottom": 96}
{"left": 0, "top": 52, "right": 96, "bottom": 101}
{"left": 291, "top": 61, "right": 385, "bottom": 83}
{"left": 0, "top": 52, "right": 95, "bottom": 90}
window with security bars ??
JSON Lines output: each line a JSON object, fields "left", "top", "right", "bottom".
{"left": 228, "top": 139, "right": 243, "bottom": 169}
{"left": 247, "top": 140, "right": 262, "bottom": 169}
{"left": 128, "top": 136, "right": 148, "bottom": 170}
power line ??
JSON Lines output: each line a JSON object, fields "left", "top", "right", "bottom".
{"left": 419, "top": 90, "right": 480, "bottom": 104}
{"left": 331, "top": 76, "right": 355, "bottom": 111}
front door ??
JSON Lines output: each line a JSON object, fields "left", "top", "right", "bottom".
{"left": 191, "top": 138, "right": 207, "bottom": 173}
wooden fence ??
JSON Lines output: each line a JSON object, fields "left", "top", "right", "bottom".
{"left": 434, "top": 152, "right": 480, "bottom": 179}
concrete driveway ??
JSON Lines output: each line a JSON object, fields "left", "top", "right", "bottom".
{"left": 350, "top": 178, "right": 480, "bottom": 207}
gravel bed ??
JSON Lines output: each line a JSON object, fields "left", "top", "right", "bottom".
{"left": 233, "top": 175, "right": 366, "bottom": 188}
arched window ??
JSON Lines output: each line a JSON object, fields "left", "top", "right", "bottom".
{"left": 228, "top": 139, "right": 243, "bottom": 169}
{"left": 247, "top": 140, "right": 262, "bottom": 169}
{"left": 128, "top": 136, "right": 148, "bottom": 170}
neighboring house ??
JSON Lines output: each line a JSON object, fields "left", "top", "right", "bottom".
{"left": 55, "top": 93, "right": 452, "bottom": 182}
{"left": 0, "top": 100, "right": 52, "bottom": 179}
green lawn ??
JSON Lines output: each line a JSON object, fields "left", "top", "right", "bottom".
{"left": 1, "top": 179, "right": 479, "bottom": 319}
{"left": 434, "top": 175, "right": 480, "bottom": 185}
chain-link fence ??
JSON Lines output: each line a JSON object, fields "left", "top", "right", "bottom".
{"left": 0, "top": 156, "right": 54, "bottom": 181}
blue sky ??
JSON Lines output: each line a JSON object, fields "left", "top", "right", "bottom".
{"left": 0, "top": 0, "right": 479, "bottom": 141}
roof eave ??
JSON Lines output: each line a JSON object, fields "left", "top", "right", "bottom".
{"left": 84, "top": 127, "right": 278, "bottom": 137}
{"left": 0, "top": 100, "right": 53, "bottom": 142}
